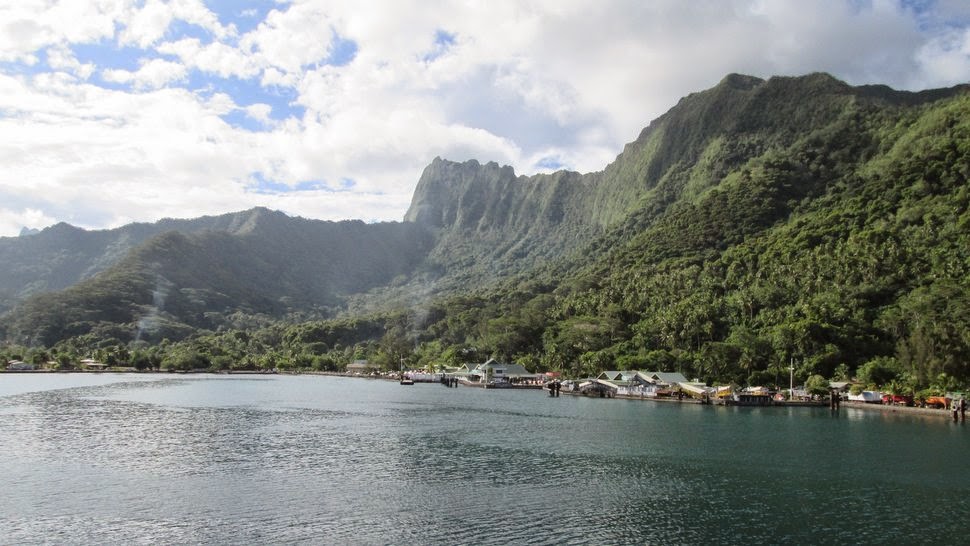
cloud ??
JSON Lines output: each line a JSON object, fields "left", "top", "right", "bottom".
{"left": 119, "top": 0, "right": 231, "bottom": 48}
{"left": 157, "top": 37, "right": 261, "bottom": 79}
{"left": 0, "top": 3, "right": 119, "bottom": 63}
{"left": 240, "top": 2, "right": 339, "bottom": 75}
{"left": 45, "top": 45, "right": 96, "bottom": 80}
{"left": 0, "top": 207, "right": 57, "bottom": 236}
{"left": 914, "top": 24, "right": 970, "bottom": 87}
{"left": 245, "top": 103, "right": 274, "bottom": 124}
{"left": 1, "top": 0, "right": 968, "bottom": 237}
{"left": 102, "top": 58, "right": 188, "bottom": 89}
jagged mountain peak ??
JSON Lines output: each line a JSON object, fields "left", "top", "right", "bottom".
{"left": 404, "top": 157, "right": 520, "bottom": 228}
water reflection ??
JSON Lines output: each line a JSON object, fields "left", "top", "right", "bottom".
{"left": 1, "top": 374, "right": 968, "bottom": 544}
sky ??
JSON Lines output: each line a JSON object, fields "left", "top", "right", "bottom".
{"left": 1, "top": 0, "right": 968, "bottom": 237}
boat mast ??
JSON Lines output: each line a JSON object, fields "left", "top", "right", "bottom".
{"left": 789, "top": 357, "right": 794, "bottom": 400}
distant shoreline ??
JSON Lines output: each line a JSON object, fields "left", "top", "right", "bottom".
{"left": 3, "top": 369, "right": 963, "bottom": 420}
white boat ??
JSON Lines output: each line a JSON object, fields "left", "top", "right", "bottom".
{"left": 847, "top": 391, "right": 881, "bottom": 403}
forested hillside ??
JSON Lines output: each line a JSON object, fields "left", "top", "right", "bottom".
{"left": 3, "top": 209, "right": 433, "bottom": 346}
{"left": 0, "top": 207, "right": 314, "bottom": 313}
{"left": 2, "top": 73, "right": 967, "bottom": 393}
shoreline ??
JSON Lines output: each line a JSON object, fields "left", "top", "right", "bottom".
{"left": 566, "top": 389, "right": 963, "bottom": 420}
{"left": 4, "top": 369, "right": 964, "bottom": 420}
{"left": 840, "top": 400, "right": 962, "bottom": 419}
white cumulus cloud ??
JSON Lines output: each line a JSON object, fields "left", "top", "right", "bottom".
{"left": 0, "top": 0, "right": 968, "bottom": 237}
{"left": 102, "top": 58, "right": 188, "bottom": 89}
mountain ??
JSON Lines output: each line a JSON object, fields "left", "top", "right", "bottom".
{"left": 0, "top": 208, "right": 314, "bottom": 314}
{"left": 399, "top": 72, "right": 967, "bottom": 287}
{"left": 2, "top": 72, "right": 968, "bottom": 387}
{"left": 3, "top": 209, "right": 433, "bottom": 345}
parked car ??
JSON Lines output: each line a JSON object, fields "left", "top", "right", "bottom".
{"left": 923, "top": 395, "right": 948, "bottom": 409}
{"left": 881, "top": 393, "right": 914, "bottom": 406}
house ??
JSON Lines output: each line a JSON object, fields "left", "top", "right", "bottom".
{"left": 79, "top": 358, "right": 108, "bottom": 370}
{"left": 597, "top": 370, "right": 695, "bottom": 398}
{"left": 6, "top": 360, "right": 35, "bottom": 371}
{"left": 578, "top": 379, "right": 618, "bottom": 397}
{"left": 597, "top": 370, "right": 626, "bottom": 382}
{"left": 443, "top": 362, "right": 475, "bottom": 382}
{"left": 346, "top": 360, "right": 378, "bottom": 375}
{"left": 458, "top": 358, "right": 541, "bottom": 386}
{"left": 635, "top": 371, "right": 689, "bottom": 387}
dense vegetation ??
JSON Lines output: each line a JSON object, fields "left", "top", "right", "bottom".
{"left": 2, "top": 73, "right": 968, "bottom": 396}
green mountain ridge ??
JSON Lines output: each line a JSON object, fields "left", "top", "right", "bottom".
{"left": 2, "top": 72, "right": 968, "bottom": 388}
{"left": 0, "top": 207, "right": 312, "bottom": 312}
{"left": 4, "top": 210, "right": 433, "bottom": 345}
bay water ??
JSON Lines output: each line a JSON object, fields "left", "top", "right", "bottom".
{"left": 1, "top": 374, "right": 967, "bottom": 544}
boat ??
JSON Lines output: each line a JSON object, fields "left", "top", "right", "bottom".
{"left": 399, "top": 359, "right": 414, "bottom": 385}
{"left": 725, "top": 392, "right": 774, "bottom": 406}
{"left": 847, "top": 391, "right": 881, "bottom": 403}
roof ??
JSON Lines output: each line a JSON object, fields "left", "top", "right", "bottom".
{"left": 474, "top": 359, "right": 537, "bottom": 377}
{"left": 679, "top": 382, "right": 711, "bottom": 396}
{"left": 632, "top": 371, "right": 689, "bottom": 385}
{"left": 578, "top": 379, "right": 618, "bottom": 393}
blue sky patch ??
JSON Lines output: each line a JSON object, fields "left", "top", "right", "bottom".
{"left": 434, "top": 30, "right": 456, "bottom": 48}
{"left": 327, "top": 34, "right": 358, "bottom": 67}
{"left": 166, "top": 19, "right": 215, "bottom": 43}
{"left": 535, "top": 156, "right": 568, "bottom": 171}
{"left": 247, "top": 173, "right": 339, "bottom": 195}
{"left": 203, "top": 0, "right": 277, "bottom": 35}
{"left": 219, "top": 108, "right": 266, "bottom": 131}
{"left": 0, "top": 59, "right": 47, "bottom": 78}
{"left": 423, "top": 30, "right": 457, "bottom": 62}
{"left": 189, "top": 70, "right": 304, "bottom": 126}
{"left": 247, "top": 172, "right": 290, "bottom": 194}
{"left": 296, "top": 180, "right": 328, "bottom": 191}
{"left": 72, "top": 42, "right": 146, "bottom": 73}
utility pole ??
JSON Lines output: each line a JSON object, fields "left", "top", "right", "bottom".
{"left": 789, "top": 357, "right": 795, "bottom": 400}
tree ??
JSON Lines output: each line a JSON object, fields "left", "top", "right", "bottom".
{"left": 857, "top": 356, "right": 900, "bottom": 388}
{"left": 161, "top": 346, "right": 208, "bottom": 371}
{"left": 130, "top": 350, "right": 153, "bottom": 371}
{"left": 804, "top": 374, "right": 830, "bottom": 396}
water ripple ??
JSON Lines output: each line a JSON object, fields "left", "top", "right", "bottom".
{"left": 1, "top": 375, "right": 968, "bottom": 544}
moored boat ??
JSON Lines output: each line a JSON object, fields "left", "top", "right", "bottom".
{"left": 847, "top": 391, "right": 881, "bottom": 403}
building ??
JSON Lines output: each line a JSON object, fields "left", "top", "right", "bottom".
{"left": 613, "top": 371, "right": 692, "bottom": 397}
{"left": 454, "top": 358, "right": 541, "bottom": 386}
{"left": 346, "top": 360, "right": 378, "bottom": 375}
{"left": 6, "top": 360, "right": 35, "bottom": 371}
{"left": 79, "top": 358, "right": 108, "bottom": 370}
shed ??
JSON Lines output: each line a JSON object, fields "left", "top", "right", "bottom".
{"left": 347, "top": 360, "right": 378, "bottom": 374}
